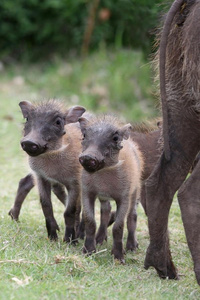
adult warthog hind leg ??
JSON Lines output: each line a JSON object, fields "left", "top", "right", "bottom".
{"left": 178, "top": 161, "right": 200, "bottom": 285}
{"left": 145, "top": 150, "right": 193, "bottom": 280}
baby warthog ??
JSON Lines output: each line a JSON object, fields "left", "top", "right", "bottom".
{"left": 9, "top": 116, "right": 161, "bottom": 246}
{"left": 19, "top": 100, "right": 85, "bottom": 242}
{"left": 79, "top": 115, "right": 144, "bottom": 263}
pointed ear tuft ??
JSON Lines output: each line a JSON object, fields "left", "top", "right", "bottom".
{"left": 19, "top": 101, "right": 34, "bottom": 118}
{"left": 120, "top": 123, "right": 132, "bottom": 140}
{"left": 65, "top": 106, "right": 86, "bottom": 124}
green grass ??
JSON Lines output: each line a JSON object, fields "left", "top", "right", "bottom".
{"left": 0, "top": 49, "right": 200, "bottom": 299}
{"left": 0, "top": 49, "right": 157, "bottom": 121}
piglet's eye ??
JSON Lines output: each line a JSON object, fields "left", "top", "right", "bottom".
{"left": 113, "top": 135, "right": 119, "bottom": 142}
{"left": 55, "top": 118, "right": 62, "bottom": 126}
{"left": 25, "top": 117, "right": 29, "bottom": 122}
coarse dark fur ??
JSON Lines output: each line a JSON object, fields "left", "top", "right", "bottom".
{"left": 144, "top": 0, "right": 200, "bottom": 285}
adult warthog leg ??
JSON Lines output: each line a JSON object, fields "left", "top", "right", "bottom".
{"left": 145, "top": 138, "right": 198, "bottom": 279}
{"left": 178, "top": 161, "right": 200, "bottom": 285}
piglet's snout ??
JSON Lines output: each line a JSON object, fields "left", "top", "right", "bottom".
{"left": 79, "top": 154, "right": 104, "bottom": 172}
{"left": 21, "top": 140, "right": 46, "bottom": 157}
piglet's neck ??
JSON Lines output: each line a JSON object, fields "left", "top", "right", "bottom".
{"left": 46, "top": 143, "right": 69, "bottom": 157}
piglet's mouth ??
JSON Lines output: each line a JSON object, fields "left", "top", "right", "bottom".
{"left": 25, "top": 149, "right": 46, "bottom": 157}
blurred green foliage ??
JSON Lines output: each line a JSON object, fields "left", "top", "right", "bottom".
{"left": 0, "top": 0, "right": 166, "bottom": 62}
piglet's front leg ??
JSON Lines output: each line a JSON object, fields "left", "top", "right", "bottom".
{"left": 126, "top": 191, "right": 138, "bottom": 251}
{"left": 9, "top": 173, "right": 34, "bottom": 221}
{"left": 37, "top": 176, "right": 60, "bottom": 240}
{"left": 112, "top": 200, "right": 129, "bottom": 264}
{"left": 96, "top": 200, "right": 111, "bottom": 245}
{"left": 82, "top": 192, "right": 96, "bottom": 254}
{"left": 51, "top": 183, "right": 67, "bottom": 206}
{"left": 63, "top": 187, "right": 81, "bottom": 244}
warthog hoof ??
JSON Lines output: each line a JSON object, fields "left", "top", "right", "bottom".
{"left": 77, "top": 230, "right": 85, "bottom": 240}
{"left": 46, "top": 220, "right": 60, "bottom": 241}
{"left": 83, "top": 237, "right": 96, "bottom": 255}
{"left": 112, "top": 246, "right": 126, "bottom": 264}
{"left": 8, "top": 208, "right": 19, "bottom": 221}
{"left": 126, "top": 239, "right": 138, "bottom": 252}
{"left": 96, "top": 228, "right": 107, "bottom": 245}
{"left": 63, "top": 227, "right": 78, "bottom": 245}
{"left": 144, "top": 244, "right": 179, "bottom": 280}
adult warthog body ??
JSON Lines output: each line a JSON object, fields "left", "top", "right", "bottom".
{"left": 144, "top": 0, "right": 200, "bottom": 285}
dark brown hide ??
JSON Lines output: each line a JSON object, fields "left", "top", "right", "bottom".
{"left": 145, "top": 0, "right": 200, "bottom": 284}
{"left": 131, "top": 128, "right": 161, "bottom": 213}
{"left": 178, "top": 160, "right": 200, "bottom": 284}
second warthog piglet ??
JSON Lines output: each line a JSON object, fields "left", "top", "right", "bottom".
{"left": 79, "top": 115, "right": 144, "bottom": 263}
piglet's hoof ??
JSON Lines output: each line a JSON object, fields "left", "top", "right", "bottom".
{"left": 96, "top": 235, "right": 107, "bottom": 245}
{"left": 46, "top": 220, "right": 60, "bottom": 241}
{"left": 63, "top": 235, "right": 78, "bottom": 245}
{"left": 47, "top": 226, "right": 59, "bottom": 241}
{"left": 77, "top": 229, "right": 85, "bottom": 240}
{"left": 126, "top": 239, "right": 138, "bottom": 252}
{"left": 83, "top": 246, "right": 96, "bottom": 255}
{"left": 83, "top": 238, "right": 96, "bottom": 255}
{"left": 95, "top": 230, "right": 107, "bottom": 245}
{"left": 63, "top": 237, "right": 78, "bottom": 245}
{"left": 8, "top": 209, "right": 19, "bottom": 221}
{"left": 114, "top": 258, "right": 125, "bottom": 265}
{"left": 144, "top": 245, "right": 179, "bottom": 280}
{"left": 49, "top": 232, "right": 58, "bottom": 241}
{"left": 63, "top": 227, "right": 78, "bottom": 245}
{"left": 112, "top": 248, "right": 125, "bottom": 264}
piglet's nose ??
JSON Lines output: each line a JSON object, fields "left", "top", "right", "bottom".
{"left": 79, "top": 155, "right": 99, "bottom": 172}
{"left": 21, "top": 141, "right": 38, "bottom": 151}
{"left": 21, "top": 141, "right": 46, "bottom": 157}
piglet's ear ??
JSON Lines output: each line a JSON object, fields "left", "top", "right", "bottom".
{"left": 78, "top": 117, "right": 89, "bottom": 132}
{"left": 157, "top": 120, "right": 162, "bottom": 129}
{"left": 65, "top": 106, "right": 86, "bottom": 124}
{"left": 119, "top": 123, "right": 132, "bottom": 140}
{"left": 19, "top": 101, "right": 34, "bottom": 118}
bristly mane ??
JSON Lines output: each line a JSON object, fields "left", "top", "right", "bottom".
{"left": 84, "top": 113, "right": 161, "bottom": 134}
{"left": 84, "top": 114, "right": 124, "bottom": 129}
{"left": 33, "top": 99, "right": 66, "bottom": 113}
{"left": 131, "top": 119, "right": 161, "bottom": 133}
